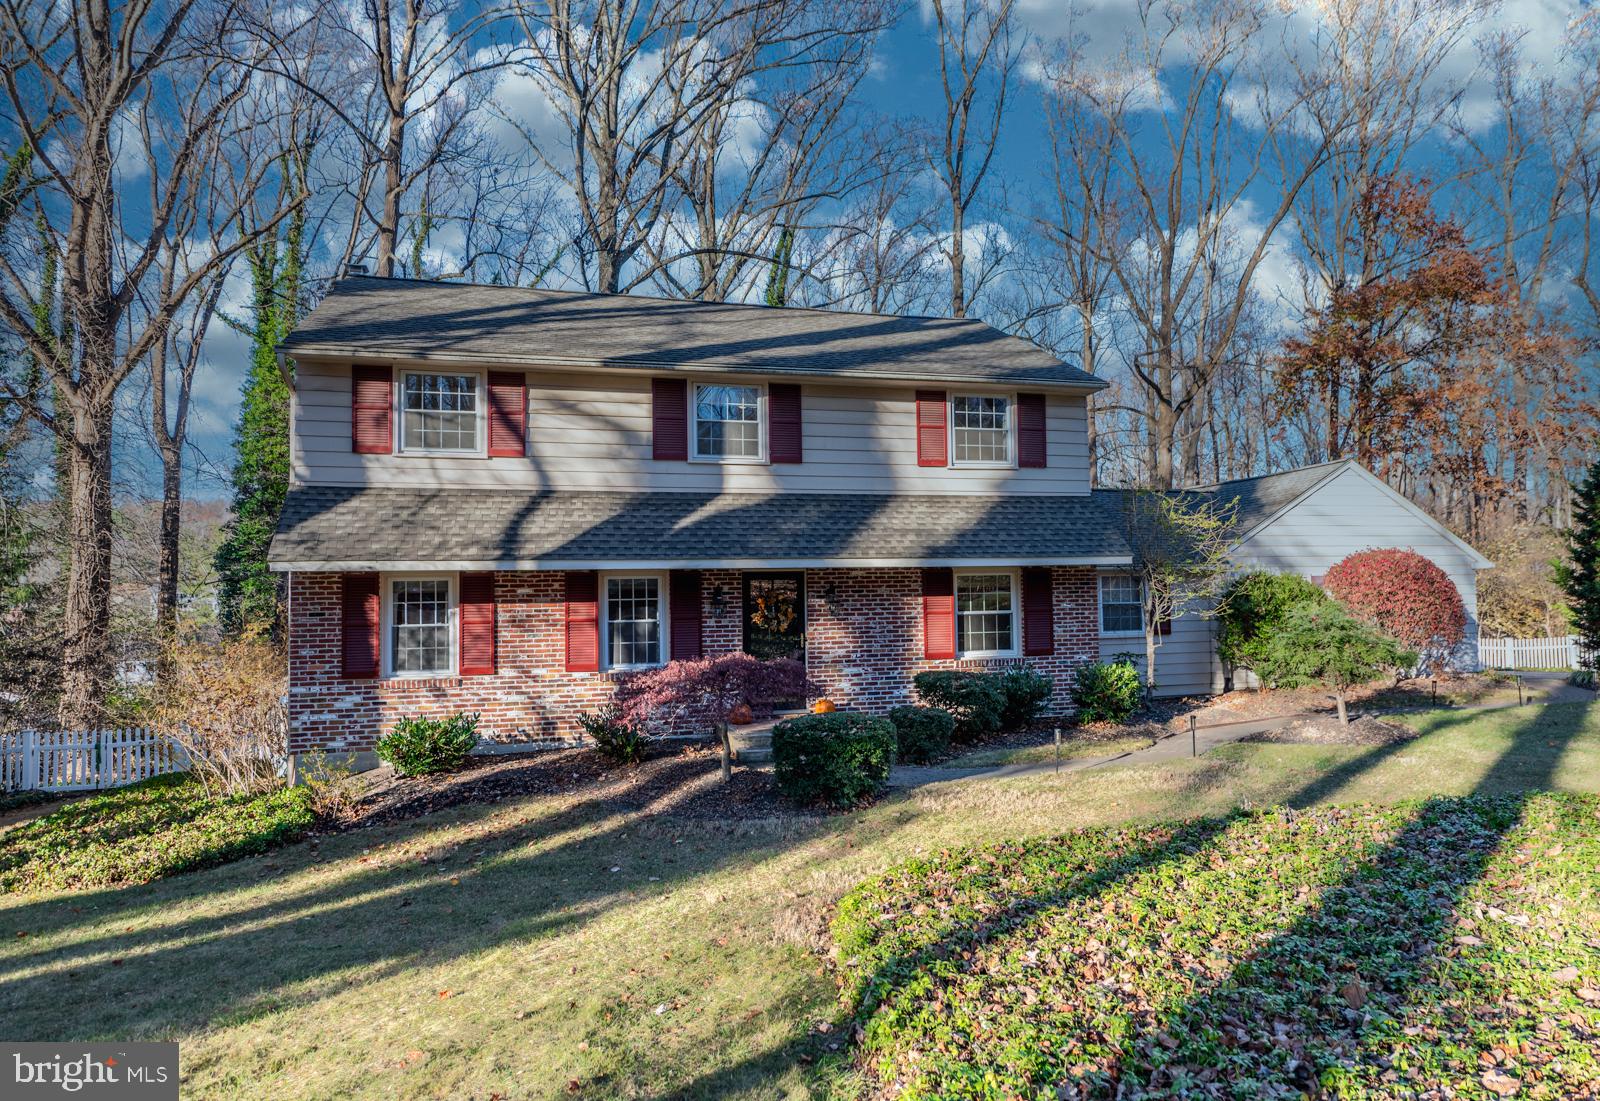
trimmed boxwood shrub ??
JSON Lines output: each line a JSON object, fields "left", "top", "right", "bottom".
{"left": 888, "top": 705, "right": 955, "bottom": 765}
{"left": 912, "top": 671, "right": 1005, "bottom": 741}
{"left": 997, "top": 668, "right": 1053, "bottom": 730}
{"left": 1071, "top": 659, "right": 1142, "bottom": 724}
{"left": 772, "top": 712, "right": 897, "bottom": 808}
{"left": 376, "top": 713, "right": 480, "bottom": 775}
{"left": 1217, "top": 571, "right": 1330, "bottom": 674}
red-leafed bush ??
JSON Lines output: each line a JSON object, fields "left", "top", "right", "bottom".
{"left": 1323, "top": 548, "right": 1467, "bottom": 669}
{"left": 611, "top": 654, "right": 821, "bottom": 733}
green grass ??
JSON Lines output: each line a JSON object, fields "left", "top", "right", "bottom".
{"left": 0, "top": 774, "right": 313, "bottom": 893}
{"left": 0, "top": 702, "right": 1595, "bottom": 1099}
{"left": 940, "top": 733, "right": 1155, "bottom": 769}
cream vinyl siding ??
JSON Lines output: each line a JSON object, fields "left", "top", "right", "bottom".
{"left": 290, "top": 361, "right": 1092, "bottom": 495}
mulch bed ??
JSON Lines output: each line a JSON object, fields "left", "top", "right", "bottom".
{"left": 1242, "top": 714, "right": 1420, "bottom": 746}
{"left": 334, "top": 743, "right": 819, "bottom": 831}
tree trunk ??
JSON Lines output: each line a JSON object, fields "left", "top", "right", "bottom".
{"left": 377, "top": 112, "right": 405, "bottom": 277}
{"left": 1335, "top": 691, "right": 1348, "bottom": 725}
{"left": 949, "top": 197, "right": 965, "bottom": 318}
{"left": 156, "top": 442, "right": 182, "bottom": 676}
{"left": 1144, "top": 621, "right": 1159, "bottom": 697}
{"left": 1153, "top": 398, "right": 1177, "bottom": 489}
{"left": 60, "top": 398, "right": 114, "bottom": 728}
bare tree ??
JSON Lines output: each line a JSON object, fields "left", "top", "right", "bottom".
{"left": 1044, "top": 0, "right": 1336, "bottom": 488}
{"left": 927, "top": 0, "right": 1018, "bottom": 318}
{"left": 0, "top": 0, "right": 297, "bottom": 724}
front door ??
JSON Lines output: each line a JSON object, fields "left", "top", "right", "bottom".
{"left": 743, "top": 571, "right": 806, "bottom": 664}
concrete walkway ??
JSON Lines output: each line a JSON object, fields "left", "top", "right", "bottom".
{"left": 888, "top": 714, "right": 1309, "bottom": 787}
{"left": 888, "top": 672, "right": 1595, "bottom": 789}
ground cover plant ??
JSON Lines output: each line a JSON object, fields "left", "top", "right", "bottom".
{"left": 834, "top": 792, "right": 1600, "bottom": 1099}
{"left": 0, "top": 774, "right": 313, "bottom": 892}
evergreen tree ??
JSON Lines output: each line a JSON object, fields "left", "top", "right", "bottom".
{"left": 763, "top": 224, "right": 795, "bottom": 307}
{"left": 1558, "top": 457, "right": 1600, "bottom": 670}
{"left": 215, "top": 194, "right": 305, "bottom": 637}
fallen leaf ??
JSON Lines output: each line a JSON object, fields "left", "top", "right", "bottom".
{"left": 1480, "top": 1068, "right": 1521, "bottom": 1096}
{"left": 1551, "top": 966, "right": 1579, "bottom": 984}
{"left": 437, "top": 990, "right": 452, "bottom": 999}
{"left": 1341, "top": 979, "right": 1368, "bottom": 1010}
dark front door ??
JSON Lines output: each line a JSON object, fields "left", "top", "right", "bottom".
{"left": 743, "top": 571, "right": 806, "bottom": 663}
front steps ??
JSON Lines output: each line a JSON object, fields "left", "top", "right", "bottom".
{"left": 726, "top": 709, "right": 808, "bottom": 764}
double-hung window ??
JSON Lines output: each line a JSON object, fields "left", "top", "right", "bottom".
{"left": 951, "top": 395, "right": 1012, "bottom": 466}
{"left": 400, "top": 371, "right": 481, "bottom": 454}
{"left": 692, "top": 383, "right": 764, "bottom": 461}
{"left": 388, "top": 576, "right": 455, "bottom": 676}
{"left": 604, "top": 575, "right": 665, "bottom": 669}
{"left": 955, "top": 571, "right": 1017, "bottom": 657}
{"left": 1099, "top": 574, "right": 1144, "bottom": 635}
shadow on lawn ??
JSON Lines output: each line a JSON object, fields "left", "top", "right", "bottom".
{"left": 840, "top": 702, "right": 1589, "bottom": 1097}
{"left": 0, "top": 754, "right": 817, "bottom": 1040}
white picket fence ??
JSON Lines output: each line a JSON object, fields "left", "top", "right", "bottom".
{"left": 0, "top": 728, "right": 187, "bottom": 794}
{"left": 1477, "top": 634, "right": 1594, "bottom": 671}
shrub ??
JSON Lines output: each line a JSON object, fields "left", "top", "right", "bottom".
{"left": 997, "top": 668, "right": 1053, "bottom": 730}
{"left": 152, "top": 634, "right": 287, "bottom": 796}
{"left": 771, "top": 712, "right": 896, "bottom": 808}
{"left": 577, "top": 704, "right": 646, "bottom": 765}
{"left": 1217, "top": 571, "right": 1331, "bottom": 674}
{"left": 297, "top": 751, "right": 361, "bottom": 823}
{"left": 1324, "top": 548, "right": 1467, "bottom": 670}
{"left": 612, "top": 654, "right": 821, "bottom": 733}
{"left": 912, "top": 671, "right": 1005, "bottom": 741}
{"left": 1570, "top": 669, "right": 1597, "bottom": 691}
{"left": 1071, "top": 659, "right": 1143, "bottom": 724}
{"left": 375, "top": 713, "right": 479, "bottom": 776}
{"left": 1258, "top": 602, "right": 1416, "bottom": 723}
{"left": 887, "top": 706, "right": 955, "bottom": 764}
{"left": 0, "top": 774, "right": 314, "bottom": 892}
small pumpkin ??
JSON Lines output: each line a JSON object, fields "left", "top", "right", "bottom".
{"left": 811, "top": 698, "right": 837, "bottom": 714}
{"left": 727, "top": 702, "right": 754, "bottom": 725}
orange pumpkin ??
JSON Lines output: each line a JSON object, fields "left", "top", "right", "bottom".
{"left": 811, "top": 698, "right": 837, "bottom": 714}
{"left": 727, "top": 702, "right": 754, "bottom": 725}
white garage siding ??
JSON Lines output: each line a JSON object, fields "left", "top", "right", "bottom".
{"left": 1096, "top": 463, "right": 1492, "bottom": 698}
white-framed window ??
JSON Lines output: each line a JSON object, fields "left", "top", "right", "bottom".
{"left": 384, "top": 574, "right": 456, "bottom": 677}
{"left": 691, "top": 382, "right": 765, "bottom": 462}
{"left": 1099, "top": 573, "right": 1144, "bottom": 636}
{"left": 398, "top": 370, "right": 483, "bottom": 454}
{"left": 950, "top": 394, "right": 1013, "bottom": 467}
{"left": 955, "top": 569, "right": 1018, "bottom": 657}
{"left": 602, "top": 573, "right": 668, "bottom": 669}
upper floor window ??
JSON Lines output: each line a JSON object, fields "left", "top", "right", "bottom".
{"left": 955, "top": 570, "right": 1017, "bottom": 657}
{"left": 1099, "top": 574, "right": 1143, "bottom": 635}
{"left": 400, "top": 371, "right": 481, "bottom": 454}
{"left": 388, "top": 575, "right": 455, "bottom": 676}
{"left": 693, "top": 383, "right": 764, "bottom": 462}
{"left": 951, "top": 395, "right": 1012, "bottom": 466}
{"left": 604, "top": 574, "right": 665, "bottom": 669}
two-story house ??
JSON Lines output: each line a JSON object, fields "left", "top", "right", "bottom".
{"left": 268, "top": 276, "right": 1489, "bottom": 768}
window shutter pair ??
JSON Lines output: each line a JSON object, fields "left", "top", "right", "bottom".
{"left": 563, "top": 569, "right": 703, "bottom": 672}
{"left": 339, "top": 572, "right": 497, "bottom": 678}
{"left": 920, "top": 567, "right": 1056, "bottom": 660}
{"left": 651, "top": 378, "right": 802, "bottom": 463}
{"left": 350, "top": 368, "right": 527, "bottom": 456}
{"left": 914, "top": 390, "right": 1048, "bottom": 468}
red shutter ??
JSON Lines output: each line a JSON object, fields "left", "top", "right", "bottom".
{"left": 340, "top": 573, "right": 380, "bottom": 678}
{"left": 668, "top": 570, "right": 703, "bottom": 660}
{"left": 1017, "top": 393, "right": 1047, "bottom": 468}
{"left": 487, "top": 371, "right": 527, "bottom": 457}
{"left": 768, "top": 383, "right": 803, "bottom": 463}
{"left": 915, "top": 390, "right": 948, "bottom": 467}
{"left": 564, "top": 571, "right": 600, "bottom": 672}
{"left": 458, "top": 572, "right": 497, "bottom": 676}
{"left": 351, "top": 366, "right": 392, "bottom": 454}
{"left": 921, "top": 567, "right": 956, "bottom": 660}
{"left": 1021, "top": 567, "right": 1054, "bottom": 656}
{"left": 652, "top": 378, "right": 688, "bottom": 461}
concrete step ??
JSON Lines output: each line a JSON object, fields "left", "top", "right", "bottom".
{"left": 725, "top": 709, "right": 807, "bottom": 763}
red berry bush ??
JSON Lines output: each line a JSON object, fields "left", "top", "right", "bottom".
{"left": 1323, "top": 548, "right": 1467, "bottom": 669}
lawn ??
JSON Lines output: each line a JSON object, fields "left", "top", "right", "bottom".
{"left": 940, "top": 732, "right": 1156, "bottom": 769}
{"left": 1, "top": 701, "right": 1596, "bottom": 1099}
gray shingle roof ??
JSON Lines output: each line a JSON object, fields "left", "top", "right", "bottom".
{"left": 281, "top": 276, "right": 1104, "bottom": 389}
{"left": 269, "top": 486, "right": 1131, "bottom": 569}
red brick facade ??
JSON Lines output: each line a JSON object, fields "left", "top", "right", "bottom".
{"left": 287, "top": 566, "right": 1098, "bottom": 756}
